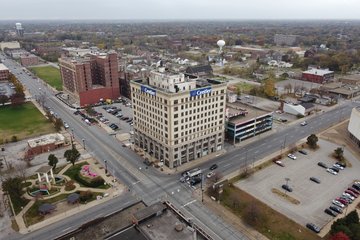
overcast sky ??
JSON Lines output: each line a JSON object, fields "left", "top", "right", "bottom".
{"left": 1, "top": 0, "right": 359, "bottom": 20}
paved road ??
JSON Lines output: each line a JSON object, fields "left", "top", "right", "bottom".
{"left": 2, "top": 53, "right": 359, "bottom": 240}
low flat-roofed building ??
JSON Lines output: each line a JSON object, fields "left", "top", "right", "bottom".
{"left": 26, "top": 133, "right": 66, "bottom": 157}
{"left": 339, "top": 74, "right": 360, "bottom": 86}
{"left": 0, "top": 41, "right": 20, "bottom": 51}
{"left": 0, "top": 63, "right": 9, "bottom": 81}
{"left": 302, "top": 68, "right": 334, "bottom": 84}
{"left": 225, "top": 103, "right": 273, "bottom": 144}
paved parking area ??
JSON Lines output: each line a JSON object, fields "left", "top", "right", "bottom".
{"left": 235, "top": 138, "right": 360, "bottom": 228}
{"left": 94, "top": 101, "right": 134, "bottom": 135}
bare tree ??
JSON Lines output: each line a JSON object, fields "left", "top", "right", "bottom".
{"left": 15, "top": 162, "right": 28, "bottom": 183}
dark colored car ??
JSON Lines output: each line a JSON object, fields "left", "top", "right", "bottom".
{"left": 306, "top": 223, "right": 320, "bottom": 233}
{"left": 209, "top": 164, "right": 218, "bottom": 170}
{"left": 317, "top": 162, "right": 327, "bottom": 168}
{"left": 282, "top": 184, "right": 293, "bottom": 192}
{"left": 190, "top": 177, "right": 202, "bottom": 186}
{"left": 74, "top": 110, "right": 81, "bottom": 115}
{"left": 330, "top": 205, "right": 343, "bottom": 214}
{"left": 330, "top": 167, "right": 339, "bottom": 173}
{"left": 353, "top": 184, "right": 360, "bottom": 191}
{"left": 298, "top": 149, "right": 308, "bottom": 155}
{"left": 336, "top": 162, "right": 346, "bottom": 168}
{"left": 324, "top": 208, "right": 338, "bottom": 217}
{"left": 310, "top": 177, "right": 321, "bottom": 184}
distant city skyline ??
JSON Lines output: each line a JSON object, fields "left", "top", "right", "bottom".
{"left": 1, "top": 0, "right": 360, "bottom": 20}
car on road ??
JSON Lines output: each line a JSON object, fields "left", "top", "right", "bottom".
{"left": 209, "top": 164, "right": 218, "bottom": 170}
{"left": 287, "top": 154, "right": 296, "bottom": 160}
{"left": 274, "top": 160, "right": 285, "bottom": 167}
{"left": 300, "top": 121, "right": 307, "bottom": 126}
{"left": 318, "top": 162, "right": 327, "bottom": 168}
{"left": 282, "top": 184, "right": 293, "bottom": 192}
{"left": 332, "top": 200, "right": 345, "bottom": 208}
{"left": 310, "top": 177, "right": 321, "bottom": 184}
{"left": 63, "top": 122, "right": 69, "bottom": 129}
{"left": 324, "top": 208, "right": 338, "bottom": 217}
{"left": 326, "top": 168, "right": 338, "bottom": 175}
{"left": 207, "top": 171, "right": 215, "bottom": 178}
{"left": 190, "top": 177, "right": 202, "bottom": 186}
{"left": 306, "top": 223, "right": 320, "bottom": 233}
{"left": 330, "top": 205, "right": 343, "bottom": 214}
{"left": 298, "top": 149, "right": 308, "bottom": 155}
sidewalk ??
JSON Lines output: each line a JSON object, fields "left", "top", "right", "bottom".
{"left": 202, "top": 195, "right": 269, "bottom": 240}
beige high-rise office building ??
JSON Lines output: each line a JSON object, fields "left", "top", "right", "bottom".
{"left": 131, "top": 68, "right": 227, "bottom": 168}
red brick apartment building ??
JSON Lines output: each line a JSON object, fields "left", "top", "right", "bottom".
{"left": 0, "top": 63, "right": 9, "bottom": 80}
{"left": 20, "top": 54, "right": 39, "bottom": 66}
{"left": 59, "top": 52, "right": 119, "bottom": 106}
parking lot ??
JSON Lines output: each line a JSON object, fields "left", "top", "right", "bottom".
{"left": 235, "top": 138, "right": 360, "bottom": 228}
{"left": 93, "top": 99, "right": 134, "bottom": 134}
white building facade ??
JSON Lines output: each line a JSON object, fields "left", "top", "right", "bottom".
{"left": 348, "top": 107, "right": 360, "bottom": 148}
{"left": 131, "top": 69, "right": 227, "bottom": 168}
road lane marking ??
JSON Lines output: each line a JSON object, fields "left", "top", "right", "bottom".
{"left": 132, "top": 180, "right": 141, "bottom": 185}
{"left": 183, "top": 199, "right": 197, "bottom": 207}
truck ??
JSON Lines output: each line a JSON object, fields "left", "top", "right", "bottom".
{"left": 186, "top": 168, "right": 202, "bottom": 178}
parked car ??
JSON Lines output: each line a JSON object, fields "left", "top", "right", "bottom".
{"left": 209, "top": 164, "right": 218, "bottom": 170}
{"left": 332, "top": 200, "right": 345, "bottom": 208}
{"left": 345, "top": 190, "right": 358, "bottom": 198}
{"left": 318, "top": 162, "right": 327, "bottom": 168}
{"left": 343, "top": 193, "right": 355, "bottom": 201}
{"left": 274, "top": 160, "right": 285, "bottom": 167}
{"left": 353, "top": 184, "right": 360, "bottom": 191}
{"left": 330, "top": 167, "right": 339, "bottom": 173}
{"left": 336, "top": 162, "right": 346, "bottom": 168}
{"left": 324, "top": 208, "right": 338, "bottom": 217}
{"left": 287, "top": 154, "right": 296, "bottom": 160}
{"left": 330, "top": 205, "right": 343, "bottom": 214}
{"left": 333, "top": 163, "right": 344, "bottom": 170}
{"left": 298, "top": 149, "right": 308, "bottom": 155}
{"left": 310, "top": 177, "right": 321, "bottom": 184}
{"left": 336, "top": 197, "right": 349, "bottom": 205}
{"left": 326, "top": 168, "right": 338, "bottom": 175}
{"left": 349, "top": 187, "right": 360, "bottom": 195}
{"left": 282, "top": 184, "right": 293, "bottom": 192}
{"left": 306, "top": 223, "right": 320, "bottom": 233}
{"left": 190, "top": 177, "right": 202, "bottom": 186}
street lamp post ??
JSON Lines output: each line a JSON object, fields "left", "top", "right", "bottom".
{"left": 104, "top": 160, "right": 108, "bottom": 174}
{"left": 82, "top": 138, "right": 85, "bottom": 150}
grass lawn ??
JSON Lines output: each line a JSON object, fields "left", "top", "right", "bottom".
{"left": 30, "top": 66, "right": 62, "bottom": 91}
{"left": 219, "top": 185, "right": 321, "bottom": 240}
{"left": 64, "top": 162, "right": 110, "bottom": 189}
{"left": 235, "top": 82, "right": 255, "bottom": 94}
{"left": 24, "top": 193, "right": 70, "bottom": 226}
{"left": 0, "top": 102, "right": 55, "bottom": 141}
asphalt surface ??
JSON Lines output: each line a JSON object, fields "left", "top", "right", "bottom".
{"left": 1, "top": 53, "right": 359, "bottom": 240}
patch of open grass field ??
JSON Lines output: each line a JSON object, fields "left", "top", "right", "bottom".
{"left": 30, "top": 66, "right": 62, "bottom": 91}
{"left": 220, "top": 185, "right": 321, "bottom": 240}
{"left": 0, "top": 102, "right": 55, "bottom": 141}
